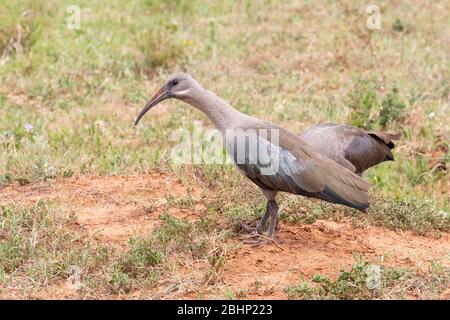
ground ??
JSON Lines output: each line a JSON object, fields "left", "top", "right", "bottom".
{"left": 0, "top": 0, "right": 449, "bottom": 299}
{"left": 1, "top": 173, "right": 448, "bottom": 299}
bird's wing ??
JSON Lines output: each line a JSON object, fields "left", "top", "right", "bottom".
{"left": 279, "top": 129, "right": 371, "bottom": 210}
{"left": 301, "top": 124, "right": 357, "bottom": 172}
{"left": 230, "top": 123, "right": 370, "bottom": 210}
{"left": 302, "top": 124, "right": 400, "bottom": 173}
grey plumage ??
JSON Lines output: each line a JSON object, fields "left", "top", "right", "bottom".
{"left": 229, "top": 121, "right": 370, "bottom": 211}
{"left": 134, "top": 73, "right": 373, "bottom": 243}
{"left": 301, "top": 123, "right": 400, "bottom": 175}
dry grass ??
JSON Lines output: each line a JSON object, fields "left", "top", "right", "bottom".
{"left": 0, "top": 0, "right": 449, "bottom": 299}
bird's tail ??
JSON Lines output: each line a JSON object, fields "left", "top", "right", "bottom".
{"left": 367, "top": 131, "right": 401, "bottom": 149}
{"left": 318, "top": 163, "right": 371, "bottom": 211}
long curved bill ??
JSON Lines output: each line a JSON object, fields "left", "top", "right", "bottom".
{"left": 134, "top": 85, "right": 169, "bottom": 125}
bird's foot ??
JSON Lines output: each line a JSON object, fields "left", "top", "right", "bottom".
{"left": 235, "top": 219, "right": 261, "bottom": 234}
{"left": 239, "top": 231, "right": 269, "bottom": 247}
{"left": 239, "top": 232, "right": 284, "bottom": 249}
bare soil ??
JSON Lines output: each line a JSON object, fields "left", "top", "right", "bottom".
{"left": 1, "top": 173, "right": 449, "bottom": 299}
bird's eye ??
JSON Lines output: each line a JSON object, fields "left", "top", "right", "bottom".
{"left": 172, "top": 79, "right": 179, "bottom": 85}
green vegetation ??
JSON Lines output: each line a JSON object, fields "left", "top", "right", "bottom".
{"left": 0, "top": 0, "right": 448, "bottom": 211}
{"left": 0, "top": 201, "right": 109, "bottom": 289}
{"left": 347, "top": 79, "right": 406, "bottom": 130}
{"left": 109, "top": 237, "right": 162, "bottom": 293}
{"left": 0, "top": 201, "right": 229, "bottom": 297}
{"left": 284, "top": 257, "right": 449, "bottom": 300}
{"left": 276, "top": 194, "right": 450, "bottom": 236}
{"left": 0, "top": 0, "right": 449, "bottom": 299}
{"left": 105, "top": 212, "right": 230, "bottom": 295}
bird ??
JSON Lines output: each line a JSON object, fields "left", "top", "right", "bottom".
{"left": 301, "top": 123, "right": 400, "bottom": 176}
{"left": 135, "top": 73, "right": 371, "bottom": 244}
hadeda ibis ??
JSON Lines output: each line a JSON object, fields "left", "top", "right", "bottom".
{"left": 135, "top": 73, "right": 372, "bottom": 244}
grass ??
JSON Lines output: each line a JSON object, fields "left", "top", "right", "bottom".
{"left": 347, "top": 79, "right": 406, "bottom": 130}
{"left": 0, "top": 0, "right": 449, "bottom": 299}
{"left": 0, "top": 0, "right": 448, "bottom": 210}
{"left": 275, "top": 193, "right": 450, "bottom": 236}
{"left": 108, "top": 237, "right": 163, "bottom": 293}
{"left": 103, "top": 211, "right": 231, "bottom": 296}
{"left": 284, "top": 256, "right": 450, "bottom": 300}
{"left": 0, "top": 201, "right": 110, "bottom": 292}
{"left": 0, "top": 200, "right": 230, "bottom": 297}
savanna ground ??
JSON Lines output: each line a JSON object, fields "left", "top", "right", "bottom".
{"left": 0, "top": 0, "right": 449, "bottom": 299}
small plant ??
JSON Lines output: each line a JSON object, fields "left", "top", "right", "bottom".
{"left": 379, "top": 87, "right": 406, "bottom": 128}
{"left": 347, "top": 80, "right": 406, "bottom": 129}
{"left": 284, "top": 258, "right": 450, "bottom": 300}
{"left": 154, "top": 214, "right": 193, "bottom": 247}
{"left": 347, "top": 79, "right": 379, "bottom": 129}
{"left": 108, "top": 237, "right": 162, "bottom": 293}
{"left": 368, "top": 195, "right": 450, "bottom": 235}
{"left": 284, "top": 282, "right": 316, "bottom": 300}
{"left": 223, "top": 287, "right": 236, "bottom": 300}
{"left": 203, "top": 246, "right": 227, "bottom": 285}
{"left": 114, "top": 237, "right": 163, "bottom": 277}
{"left": 109, "top": 270, "right": 133, "bottom": 293}
{"left": 174, "top": 194, "right": 196, "bottom": 209}
{"left": 284, "top": 258, "right": 377, "bottom": 300}
{"left": 392, "top": 18, "right": 405, "bottom": 32}
{"left": 224, "top": 202, "right": 266, "bottom": 229}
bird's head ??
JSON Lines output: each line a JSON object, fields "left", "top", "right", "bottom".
{"left": 134, "top": 73, "right": 199, "bottom": 125}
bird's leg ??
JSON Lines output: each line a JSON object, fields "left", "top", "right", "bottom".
{"left": 241, "top": 199, "right": 279, "bottom": 246}
{"left": 240, "top": 190, "right": 279, "bottom": 246}
{"left": 237, "top": 203, "right": 271, "bottom": 234}
{"left": 256, "top": 200, "right": 275, "bottom": 234}
{"left": 266, "top": 200, "right": 279, "bottom": 239}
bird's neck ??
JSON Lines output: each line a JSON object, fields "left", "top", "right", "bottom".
{"left": 182, "top": 88, "right": 245, "bottom": 131}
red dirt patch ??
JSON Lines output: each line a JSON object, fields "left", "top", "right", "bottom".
{"left": 1, "top": 174, "right": 449, "bottom": 299}
{"left": 222, "top": 221, "right": 449, "bottom": 299}
{"left": 0, "top": 173, "right": 202, "bottom": 245}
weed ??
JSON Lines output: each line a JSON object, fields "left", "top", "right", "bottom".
{"left": 280, "top": 194, "right": 449, "bottom": 236}
{"left": 347, "top": 78, "right": 379, "bottom": 129}
{"left": 367, "top": 195, "right": 450, "bottom": 235}
{"left": 347, "top": 80, "right": 406, "bottom": 130}
{"left": 114, "top": 237, "right": 163, "bottom": 277}
{"left": 0, "top": 201, "right": 111, "bottom": 288}
{"left": 284, "top": 258, "right": 449, "bottom": 300}
{"left": 0, "top": 0, "right": 449, "bottom": 299}
{"left": 379, "top": 87, "right": 406, "bottom": 128}
{"left": 109, "top": 270, "right": 133, "bottom": 294}
{"left": 108, "top": 237, "right": 162, "bottom": 293}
